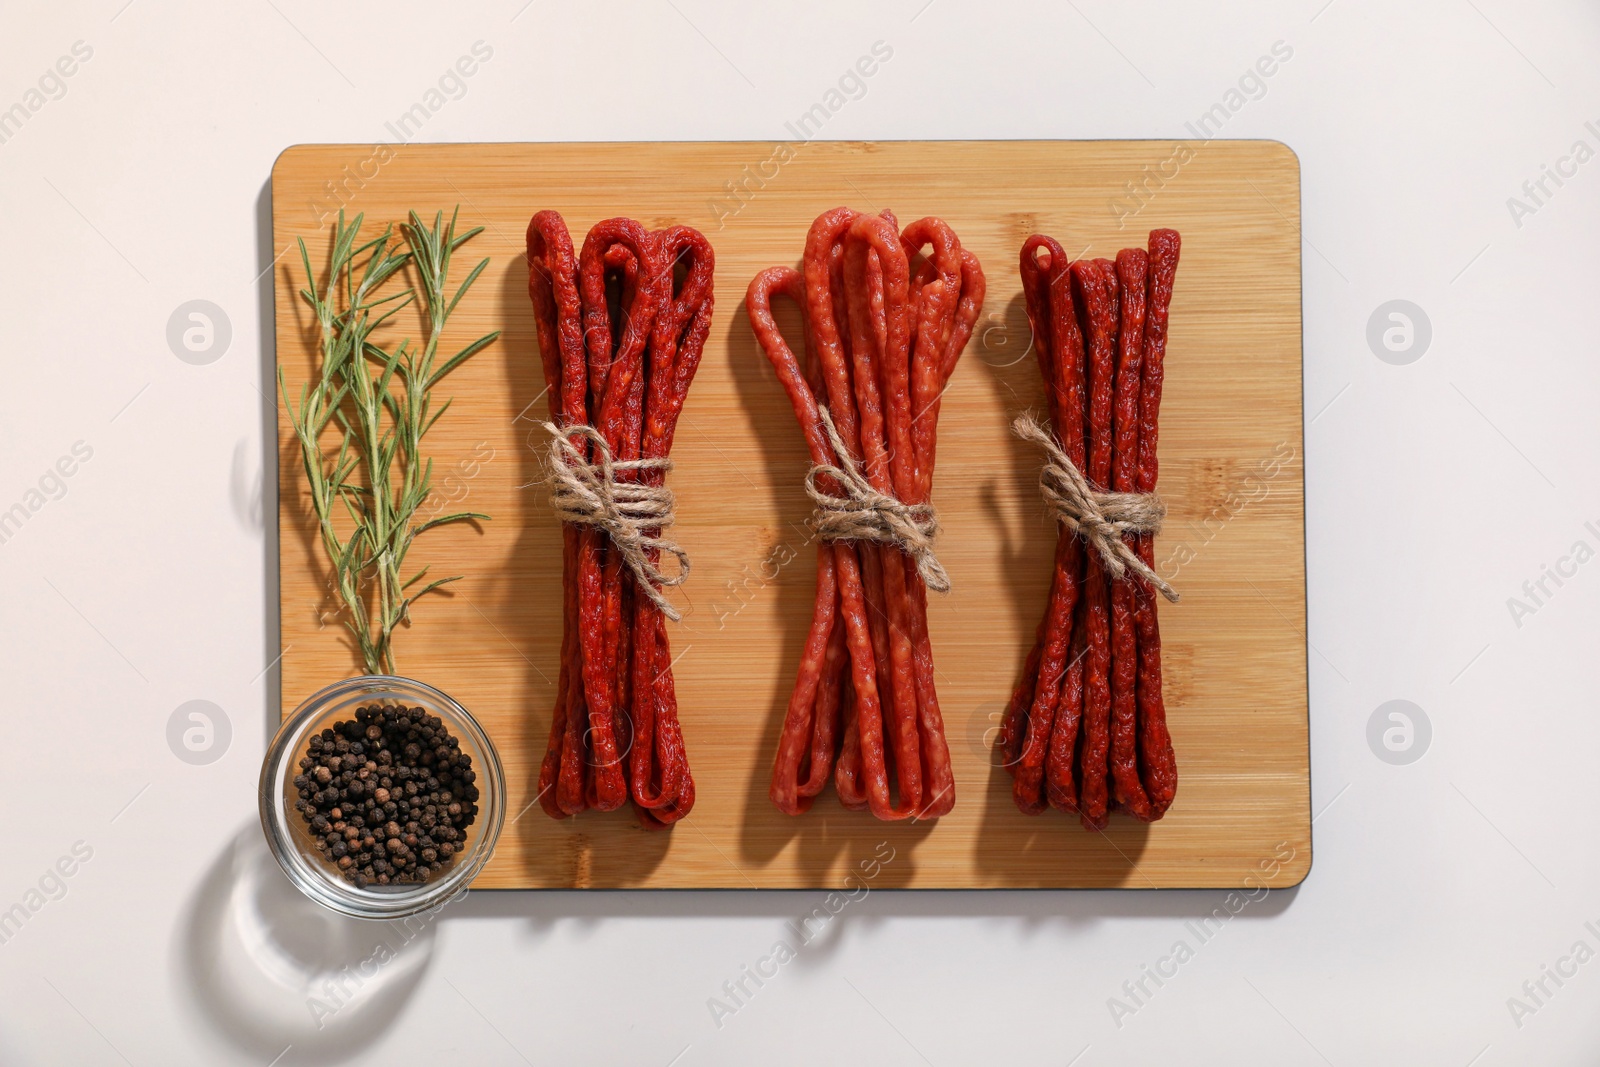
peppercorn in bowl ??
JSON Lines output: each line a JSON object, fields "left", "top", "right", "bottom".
{"left": 260, "top": 676, "right": 505, "bottom": 919}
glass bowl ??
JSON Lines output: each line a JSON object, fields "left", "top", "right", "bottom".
{"left": 259, "top": 675, "right": 505, "bottom": 920}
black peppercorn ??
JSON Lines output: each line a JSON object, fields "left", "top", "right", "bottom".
{"left": 296, "top": 703, "right": 478, "bottom": 888}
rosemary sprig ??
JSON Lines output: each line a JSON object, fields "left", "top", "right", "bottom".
{"left": 281, "top": 207, "right": 499, "bottom": 675}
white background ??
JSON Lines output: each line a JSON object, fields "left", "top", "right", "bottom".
{"left": 0, "top": 0, "right": 1595, "bottom": 1063}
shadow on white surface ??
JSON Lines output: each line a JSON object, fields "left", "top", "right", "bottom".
{"left": 438, "top": 877, "right": 1302, "bottom": 923}
{"left": 176, "top": 823, "right": 437, "bottom": 1064}
{"left": 255, "top": 179, "right": 285, "bottom": 751}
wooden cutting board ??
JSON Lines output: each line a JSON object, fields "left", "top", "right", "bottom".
{"left": 272, "top": 140, "right": 1309, "bottom": 889}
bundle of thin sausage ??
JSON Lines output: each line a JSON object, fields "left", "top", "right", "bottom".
{"left": 747, "top": 207, "right": 985, "bottom": 820}
{"left": 1000, "top": 229, "right": 1181, "bottom": 829}
{"left": 526, "top": 212, "right": 712, "bottom": 828}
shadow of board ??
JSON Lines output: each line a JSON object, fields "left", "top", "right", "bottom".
{"left": 180, "top": 819, "right": 1295, "bottom": 1041}
{"left": 256, "top": 179, "right": 285, "bottom": 742}
{"left": 441, "top": 872, "right": 1300, "bottom": 920}
{"left": 174, "top": 823, "right": 1294, "bottom": 1067}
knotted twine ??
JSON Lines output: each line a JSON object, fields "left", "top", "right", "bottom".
{"left": 541, "top": 422, "right": 690, "bottom": 621}
{"left": 1012, "top": 414, "right": 1179, "bottom": 603}
{"left": 806, "top": 407, "right": 951, "bottom": 594}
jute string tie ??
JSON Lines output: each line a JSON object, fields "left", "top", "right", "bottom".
{"left": 1012, "top": 414, "right": 1179, "bottom": 603}
{"left": 542, "top": 422, "right": 690, "bottom": 621}
{"left": 806, "top": 407, "right": 951, "bottom": 594}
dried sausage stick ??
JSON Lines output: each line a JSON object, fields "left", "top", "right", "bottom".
{"left": 802, "top": 209, "right": 886, "bottom": 815}
{"left": 1045, "top": 613, "right": 1089, "bottom": 812}
{"left": 1071, "top": 259, "right": 1118, "bottom": 831}
{"left": 572, "top": 219, "right": 662, "bottom": 811}
{"left": 795, "top": 263, "right": 847, "bottom": 806}
{"left": 1010, "top": 238, "right": 1066, "bottom": 811}
{"left": 528, "top": 212, "right": 592, "bottom": 817}
{"left": 900, "top": 217, "right": 960, "bottom": 492}
{"left": 1135, "top": 229, "right": 1181, "bottom": 817}
{"left": 1108, "top": 248, "right": 1153, "bottom": 821}
{"left": 842, "top": 219, "right": 922, "bottom": 819}
{"left": 631, "top": 227, "right": 713, "bottom": 819}
{"left": 639, "top": 613, "right": 695, "bottom": 828}
{"left": 895, "top": 217, "right": 973, "bottom": 819}
{"left": 1000, "top": 239, "right": 1059, "bottom": 783}
{"left": 1009, "top": 238, "right": 1090, "bottom": 814}
{"left": 748, "top": 266, "right": 843, "bottom": 814}
{"left": 1039, "top": 246, "right": 1092, "bottom": 814}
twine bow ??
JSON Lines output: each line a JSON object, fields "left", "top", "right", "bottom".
{"left": 542, "top": 422, "right": 690, "bottom": 621}
{"left": 806, "top": 407, "right": 951, "bottom": 594}
{"left": 1012, "top": 414, "right": 1179, "bottom": 603}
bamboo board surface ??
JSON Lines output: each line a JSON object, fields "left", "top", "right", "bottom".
{"left": 273, "top": 140, "right": 1308, "bottom": 889}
